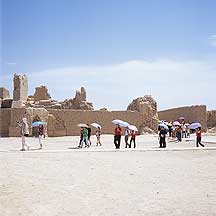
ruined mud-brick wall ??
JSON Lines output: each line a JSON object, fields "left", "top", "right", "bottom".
{"left": 0, "top": 108, "right": 48, "bottom": 137}
{"left": 0, "top": 109, "right": 11, "bottom": 137}
{"left": 207, "top": 110, "right": 216, "bottom": 128}
{"left": 158, "top": 105, "right": 207, "bottom": 131}
{"left": 47, "top": 109, "right": 144, "bottom": 136}
{"left": 8, "top": 108, "right": 49, "bottom": 137}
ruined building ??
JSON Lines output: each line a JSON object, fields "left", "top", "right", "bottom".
{"left": 0, "top": 73, "right": 213, "bottom": 137}
{"left": 0, "top": 74, "right": 159, "bottom": 137}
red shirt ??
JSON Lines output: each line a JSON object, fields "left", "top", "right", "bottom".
{"left": 115, "top": 127, "right": 122, "bottom": 136}
{"left": 196, "top": 130, "right": 201, "bottom": 138}
{"left": 131, "top": 131, "right": 136, "bottom": 139}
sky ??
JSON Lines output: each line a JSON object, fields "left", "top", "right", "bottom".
{"left": 1, "top": 0, "right": 216, "bottom": 111}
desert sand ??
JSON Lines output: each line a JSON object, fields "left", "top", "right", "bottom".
{"left": 1, "top": 134, "right": 216, "bottom": 216}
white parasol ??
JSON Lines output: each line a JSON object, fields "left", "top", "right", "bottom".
{"left": 91, "top": 123, "right": 102, "bottom": 128}
{"left": 77, "top": 123, "right": 88, "bottom": 128}
{"left": 112, "top": 119, "right": 130, "bottom": 127}
{"left": 128, "top": 125, "right": 138, "bottom": 132}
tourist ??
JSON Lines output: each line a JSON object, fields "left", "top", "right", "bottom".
{"left": 18, "top": 117, "right": 30, "bottom": 151}
{"left": 159, "top": 126, "right": 167, "bottom": 148}
{"left": 80, "top": 127, "right": 89, "bottom": 148}
{"left": 124, "top": 127, "right": 130, "bottom": 148}
{"left": 182, "top": 124, "right": 186, "bottom": 138}
{"left": 86, "top": 124, "right": 92, "bottom": 146}
{"left": 129, "top": 130, "right": 136, "bottom": 148}
{"left": 176, "top": 125, "right": 182, "bottom": 142}
{"left": 96, "top": 127, "right": 102, "bottom": 146}
{"left": 196, "top": 127, "right": 204, "bottom": 147}
{"left": 38, "top": 124, "right": 44, "bottom": 149}
{"left": 168, "top": 122, "right": 172, "bottom": 137}
{"left": 78, "top": 127, "right": 83, "bottom": 148}
{"left": 186, "top": 125, "right": 190, "bottom": 138}
{"left": 114, "top": 124, "right": 122, "bottom": 149}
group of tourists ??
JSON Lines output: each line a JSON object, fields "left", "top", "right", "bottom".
{"left": 17, "top": 114, "right": 205, "bottom": 151}
{"left": 17, "top": 117, "right": 45, "bottom": 151}
{"left": 158, "top": 118, "right": 205, "bottom": 148}
{"left": 78, "top": 124, "right": 102, "bottom": 148}
{"left": 114, "top": 125, "right": 136, "bottom": 149}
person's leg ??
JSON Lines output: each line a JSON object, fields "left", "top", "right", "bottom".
{"left": 176, "top": 132, "right": 179, "bottom": 141}
{"left": 81, "top": 137, "right": 85, "bottom": 148}
{"left": 39, "top": 135, "right": 43, "bottom": 148}
{"left": 179, "top": 132, "right": 182, "bottom": 142}
{"left": 117, "top": 136, "right": 121, "bottom": 149}
{"left": 85, "top": 137, "right": 89, "bottom": 147}
{"left": 114, "top": 136, "right": 118, "bottom": 148}
{"left": 88, "top": 136, "right": 92, "bottom": 146}
{"left": 198, "top": 137, "right": 204, "bottom": 147}
{"left": 163, "top": 138, "right": 166, "bottom": 148}
{"left": 196, "top": 138, "right": 199, "bottom": 147}
{"left": 129, "top": 138, "right": 132, "bottom": 148}
{"left": 21, "top": 136, "right": 25, "bottom": 150}
{"left": 159, "top": 138, "right": 163, "bottom": 148}
{"left": 24, "top": 135, "right": 30, "bottom": 150}
{"left": 125, "top": 136, "right": 128, "bottom": 148}
{"left": 133, "top": 138, "right": 136, "bottom": 148}
{"left": 78, "top": 136, "right": 82, "bottom": 147}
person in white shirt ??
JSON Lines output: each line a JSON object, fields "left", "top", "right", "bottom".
{"left": 18, "top": 117, "right": 30, "bottom": 151}
{"left": 124, "top": 127, "right": 130, "bottom": 148}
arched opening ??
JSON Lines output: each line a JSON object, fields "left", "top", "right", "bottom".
{"left": 32, "top": 115, "right": 41, "bottom": 137}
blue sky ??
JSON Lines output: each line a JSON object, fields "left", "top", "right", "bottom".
{"left": 1, "top": 0, "right": 216, "bottom": 110}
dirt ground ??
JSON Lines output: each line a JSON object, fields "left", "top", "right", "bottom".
{"left": 0, "top": 135, "right": 216, "bottom": 216}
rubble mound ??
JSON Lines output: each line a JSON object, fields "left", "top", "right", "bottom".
{"left": 60, "top": 87, "right": 94, "bottom": 110}
{"left": 127, "top": 95, "right": 158, "bottom": 132}
{"left": 127, "top": 95, "right": 157, "bottom": 113}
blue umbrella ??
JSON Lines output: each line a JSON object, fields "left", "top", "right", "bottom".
{"left": 32, "top": 121, "right": 45, "bottom": 127}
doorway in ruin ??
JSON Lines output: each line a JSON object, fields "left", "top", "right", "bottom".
{"left": 32, "top": 115, "right": 41, "bottom": 137}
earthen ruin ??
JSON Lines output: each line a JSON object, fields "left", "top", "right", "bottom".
{"left": 0, "top": 73, "right": 215, "bottom": 137}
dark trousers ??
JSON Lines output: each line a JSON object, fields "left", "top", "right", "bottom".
{"left": 176, "top": 132, "right": 182, "bottom": 142}
{"left": 129, "top": 138, "right": 136, "bottom": 148}
{"left": 159, "top": 137, "right": 166, "bottom": 148}
{"left": 114, "top": 135, "right": 121, "bottom": 149}
{"left": 182, "top": 131, "right": 186, "bottom": 138}
{"left": 79, "top": 136, "right": 83, "bottom": 146}
{"left": 196, "top": 137, "right": 204, "bottom": 147}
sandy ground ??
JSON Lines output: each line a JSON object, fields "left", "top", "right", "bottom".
{"left": 0, "top": 134, "right": 216, "bottom": 216}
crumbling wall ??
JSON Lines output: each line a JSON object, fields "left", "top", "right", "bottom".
{"left": 158, "top": 105, "right": 207, "bottom": 131}
{"left": 207, "top": 110, "right": 216, "bottom": 128}
{"left": 60, "top": 87, "right": 94, "bottom": 110}
{"left": 8, "top": 108, "right": 49, "bottom": 137}
{"left": 47, "top": 109, "right": 144, "bottom": 136}
{"left": 0, "top": 87, "right": 10, "bottom": 99}
{"left": 0, "top": 109, "right": 11, "bottom": 137}
{"left": 34, "top": 86, "right": 51, "bottom": 101}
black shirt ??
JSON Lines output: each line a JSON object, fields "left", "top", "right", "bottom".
{"left": 159, "top": 129, "right": 167, "bottom": 138}
{"left": 87, "top": 127, "right": 91, "bottom": 137}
